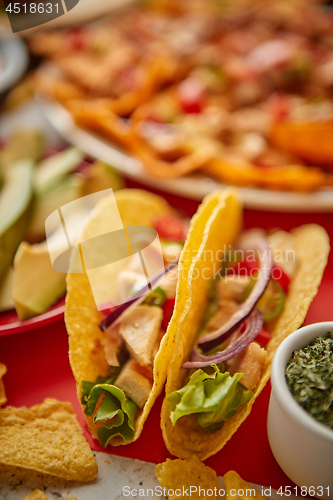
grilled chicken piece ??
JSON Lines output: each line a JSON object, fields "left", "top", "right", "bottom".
{"left": 119, "top": 305, "right": 163, "bottom": 366}
{"left": 115, "top": 359, "right": 153, "bottom": 408}
{"left": 160, "top": 266, "right": 178, "bottom": 299}
{"left": 268, "top": 230, "right": 296, "bottom": 277}
{"left": 227, "top": 341, "right": 267, "bottom": 391}
{"left": 162, "top": 243, "right": 182, "bottom": 265}
{"left": 207, "top": 300, "right": 239, "bottom": 331}
{"left": 117, "top": 269, "right": 146, "bottom": 303}
{"left": 101, "top": 323, "right": 123, "bottom": 367}
{"left": 218, "top": 275, "right": 251, "bottom": 304}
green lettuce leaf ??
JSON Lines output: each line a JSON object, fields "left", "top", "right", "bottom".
{"left": 81, "top": 376, "right": 137, "bottom": 447}
{"left": 167, "top": 364, "right": 253, "bottom": 433}
{"left": 81, "top": 371, "right": 120, "bottom": 405}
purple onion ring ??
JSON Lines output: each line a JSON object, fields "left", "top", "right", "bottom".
{"left": 198, "top": 235, "right": 272, "bottom": 352}
{"left": 99, "top": 262, "right": 177, "bottom": 332}
{"left": 182, "top": 308, "right": 263, "bottom": 369}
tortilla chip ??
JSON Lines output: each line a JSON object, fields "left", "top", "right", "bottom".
{"left": 161, "top": 190, "right": 329, "bottom": 460}
{"left": 224, "top": 471, "right": 265, "bottom": 500}
{"left": 0, "top": 398, "right": 98, "bottom": 482}
{"left": 65, "top": 189, "right": 174, "bottom": 445}
{"left": 156, "top": 456, "right": 217, "bottom": 500}
{"left": 23, "top": 491, "right": 50, "bottom": 500}
{"left": 0, "top": 363, "right": 7, "bottom": 407}
{"left": 23, "top": 491, "right": 77, "bottom": 500}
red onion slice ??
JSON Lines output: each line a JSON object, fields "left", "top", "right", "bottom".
{"left": 99, "top": 262, "right": 177, "bottom": 332}
{"left": 182, "top": 309, "right": 263, "bottom": 369}
{"left": 198, "top": 235, "right": 272, "bottom": 352}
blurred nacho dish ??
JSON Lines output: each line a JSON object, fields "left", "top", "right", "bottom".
{"left": 31, "top": 0, "right": 333, "bottom": 191}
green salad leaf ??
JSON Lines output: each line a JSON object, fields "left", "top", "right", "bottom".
{"left": 201, "top": 277, "right": 221, "bottom": 330}
{"left": 167, "top": 365, "right": 253, "bottom": 433}
{"left": 81, "top": 371, "right": 120, "bottom": 405}
{"left": 81, "top": 375, "right": 138, "bottom": 447}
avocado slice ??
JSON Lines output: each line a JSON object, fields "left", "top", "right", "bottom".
{"left": 0, "top": 161, "right": 34, "bottom": 285}
{"left": 79, "top": 160, "right": 124, "bottom": 196}
{"left": 27, "top": 174, "right": 84, "bottom": 242}
{"left": 27, "top": 158, "right": 122, "bottom": 242}
{"left": 12, "top": 241, "right": 66, "bottom": 320}
{"left": 35, "top": 147, "right": 84, "bottom": 192}
{"left": 0, "top": 267, "right": 14, "bottom": 312}
{"left": 0, "top": 129, "right": 44, "bottom": 170}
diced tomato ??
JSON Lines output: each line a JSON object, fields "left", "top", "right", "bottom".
{"left": 252, "top": 160, "right": 274, "bottom": 169}
{"left": 271, "top": 266, "right": 291, "bottom": 294}
{"left": 145, "top": 113, "right": 163, "bottom": 124}
{"left": 67, "top": 28, "right": 87, "bottom": 51}
{"left": 255, "top": 327, "right": 272, "bottom": 347}
{"left": 252, "top": 152, "right": 277, "bottom": 169}
{"left": 99, "top": 302, "right": 117, "bottom": 317}
{"left": 176, "top": 78, "right": 206, "bottom": 114}
{"left": 154, "top": 215, "right": 187, "bottom": 242}
{"left": 162, "top": 298, "right": 175, "bottom": 331}
{"left": 116, "top": 66, "right": 138, "bottom": 93}
{"left": 228, "top": 257, "right": 259, "bottom": 277}
{"left": 265, "top": 93, "right": 290, "bottom": 121}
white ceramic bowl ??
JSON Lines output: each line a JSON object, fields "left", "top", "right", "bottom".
{"left": 268, "top": 322, "right": 333, "bottom": 499}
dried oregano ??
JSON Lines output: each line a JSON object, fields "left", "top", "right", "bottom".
{"left": 286, "top": 332, "right": 333, "bottom": 429}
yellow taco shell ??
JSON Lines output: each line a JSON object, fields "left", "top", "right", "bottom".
{"left": 65, "top": 189, "right": 173, "bottom": 445}
{"left": 161, "top": 189, "right": 330, "bottom": 460}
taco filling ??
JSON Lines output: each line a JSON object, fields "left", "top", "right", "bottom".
{"left": 80, "top": 224, "right": 183, "bottom": 448}
{"left": 167, "top": 229, "right": 295, "bottom": 433}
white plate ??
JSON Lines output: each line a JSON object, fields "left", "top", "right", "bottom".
{"left": 38, "top": 97, "right": 333, "bottom": 213}
{"left": 0, "top": 451, "right": 298, "bottom": 500}
{"left": 0, "top": 29, "right": 28, "bottom": 94}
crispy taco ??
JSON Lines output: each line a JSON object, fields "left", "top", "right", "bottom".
{"left": 65, "top": 189, "right": 188, "bottom": 447}
{"left": 161, "top": 188, "right": 330, "bottom": 460}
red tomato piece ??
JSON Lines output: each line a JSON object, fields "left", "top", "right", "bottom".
{"left": 67, "top": 28, "right": 87, "bottom": 51}
{"left": 255, "top": 327, "right": 272, "bottom": 347}
{"left": 266, "top": 93, "right": 290, "bottom": 121}
{"left": 116, "top": 66, "right": 138, "bottom": 93}
{"left": 154, "top": 215, "right": 187, "bottom": 242}
{"left": 99, "top": 302, "right": 117, "bottom": 317}
{"left": 176, "top": 78, "right": 206, "bottom": 114}
{"left": 145, "top": 113, "right": 163, "bottom": 123}
{"left": 228, "top": 257, "right": 259, "bottom": 277}
{"left": 271, "top": 266, "right": 291, "bottom": 294}
{"left": 162, "top": 298, "right": 176, "bottom": 331}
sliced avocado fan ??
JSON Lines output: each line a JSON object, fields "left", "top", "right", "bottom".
{"left": 0, "top": 161, "right": 34, "bottom": 285}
